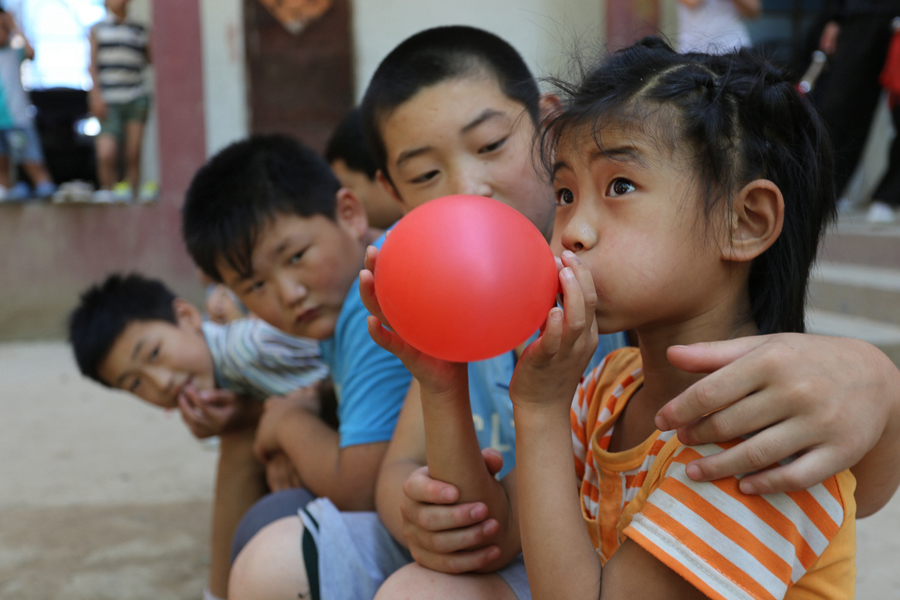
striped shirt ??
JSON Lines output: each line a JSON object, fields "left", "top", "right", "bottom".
{"left": 92, "top": 15, "right": 148, "bottom": 104}
{"left": 571, "top": 347, "right": 856, "bottom": 600}
{"left": 202, "top": 319, "right": 329, "bottom": 402}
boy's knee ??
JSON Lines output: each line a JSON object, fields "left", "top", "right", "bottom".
{"left": 375, "top": 563, "right": 516, "bottom": 600}
{"left": 229, "top": 516, "right": 309, "bottom": 600}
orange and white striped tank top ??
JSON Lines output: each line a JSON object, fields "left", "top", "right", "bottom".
{"left": 571, "top": 347, "right": 856, "bottom": 600}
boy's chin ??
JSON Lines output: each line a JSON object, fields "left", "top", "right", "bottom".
{"left": 282, "top": 315, "right": 337, "bottom": 340}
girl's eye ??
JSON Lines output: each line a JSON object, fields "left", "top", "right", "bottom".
{"left": 129, "top": 377, "right": 141, "bottom": 392}
{"left": 555, "top": 188, "right": 575, "bottom": 206}
{"left": 479, "top": 137, "right": 508, "bottom": 154}
{"left": 607, "top": 178, "right": 636, "bottom": 197}
{"left": 410, "top": 170, "right": 439, "bottom": 185}
{"left": 149, "top": 346, "right": 160, "bottom": 361}
{"left": 289, "top": 250, "right": 305, "bottom": 265}
{"left": 248, "top": 281, "right": 265, "bottom": 293}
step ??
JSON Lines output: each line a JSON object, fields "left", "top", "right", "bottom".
{"left": 806, "top": 309, "right": 900, "bottom": 368}
{"left": 818, "top": 212, "right": 900, "bottom": 270}
{"left": 808, "top": 262, "right": 900, "bottom": 325}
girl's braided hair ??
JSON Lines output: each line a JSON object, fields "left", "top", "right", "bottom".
{"left": 542, "top": 37, "right": 836, "bottom": 334}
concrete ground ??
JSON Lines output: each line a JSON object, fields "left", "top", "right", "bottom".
{"left": 2, "top": 341, "right": 900, "bottom": 599}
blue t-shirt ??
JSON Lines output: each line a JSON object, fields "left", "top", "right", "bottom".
{"left": 469, "top": 330, "right": 628, "bottom": 478}
{"left": 319, "top": 234, "right": 412, "bottom": 448}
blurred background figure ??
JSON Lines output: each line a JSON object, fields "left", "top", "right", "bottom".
{"left": 325, "top": 107, "right": 403, "bottom": 229}
{"left": 805, "top": 0, "right": 900, "bottom": 222}
{"left": 89, "top": 0, "right": 151, "bottom": 203}
{"left": 0, "top": 7, "right": 54, "bottom": 201}
{"left": 677, "top": 0, "right": 760, "bottom": 53}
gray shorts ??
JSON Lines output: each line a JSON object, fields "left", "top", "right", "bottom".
{"left": 0, "top": 123, "right": 45, "bottom": 163}
{"left": 300, "top": 497, "right": 531, "bottom": 600}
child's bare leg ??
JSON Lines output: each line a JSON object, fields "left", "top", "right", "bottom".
{"left": 229, "top": 516, "right": 310, "bottom": 600}
{"left": 374, "top": 563, "right": 517, "bottom": 600}
{"left": 21, "top": 161, "right": 53, "bottom": 185}
{"left": 209, "top": 427, "right": 268, "bottom": 598}
{"left": 95, "top": 133, "right": 118, "bottom": 189}
{"left": 0, "top": 153, "right": 9, "bottom": 188}
{"left": 124, "top": 120, "right": 145, "bottom": 194}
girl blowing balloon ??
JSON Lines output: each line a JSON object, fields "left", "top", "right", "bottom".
{"left": 509, "top": 38, "right": 854, "bottom": 599}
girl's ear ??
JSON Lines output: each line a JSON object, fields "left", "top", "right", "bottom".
{"left": 723, "top": 179, "right": 784, "bottom": 262}
{"left": 173, "top": 298, "right": 204, "bottom": 333}
{"left": 335, "top": 186, "right": 369, "bottom": 239}
{"left": 539, "top": 93, "right": 563, "bottom": 121}
{"left": 376, "top": 170, "right": 412, "bottom": 213}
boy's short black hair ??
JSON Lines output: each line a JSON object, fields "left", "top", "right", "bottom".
{"left": 359, "top": 25, "right": 541, "bottom": 183}
{"left": 325, "top": 108, "right": 377, "bottom": 180}
{"left": 182, "top": 134, "right": 341, "bottom": 282}
{"left": 69, "top": 273, "right": 177, "bottom": 386}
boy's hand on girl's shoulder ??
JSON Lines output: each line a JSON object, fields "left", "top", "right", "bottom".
{"left": 656, "top": 334, "right": 899, "bottom": 498}
{"left": 510, "top": 251, "right": 599, "bottom": 412}
{"left": 400, "top": 449, "right": 507, "bottom": 574}
{"left": 177, "top": 386, "right": 240, "bottom": 439}
{"left": 253, "top": 388, "right": 319, "bottom": 462}
{"left": 359, "top": 245, "right": 467, "bottom": 396}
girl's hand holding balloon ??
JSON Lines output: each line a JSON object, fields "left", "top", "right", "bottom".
{"left": 509, "top": 251, "right": 600, "bottom": 414}
{"left": 359, "top": 245, "right": 467, "bottom": 397}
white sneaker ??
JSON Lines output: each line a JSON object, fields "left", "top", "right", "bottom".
{"left": 93, "top": 189, "right": 117, "bottom": 204}
{"left": 866, "top": 201, "right": 897, "bottom": 224}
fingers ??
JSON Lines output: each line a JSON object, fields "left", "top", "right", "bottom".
{"left": 675, "top": 388, "right": 791, "bottom": 446}
{"left": 735, "top": 448, "right": 849, "bottom": 495}
{"left": 404, "top": 466, "right": 460, "bottom": 505}
{"left": 681, "top": 422, "right": 813, "bottom": 485}
{"left": 364, "top": 244, "right": 379, "bottom": 273}
{"left": 358, "top": 268, "right": 389, "bottom": 327}
{"left": 656, "top": 346, "right": 769, "bottom": 431}
{"left": 481, "top": 448, "right": 505, "bottom": 477}
{"left": 666, "top": 336, "right": 771, "bottom": 374}
{"left": 405, "top": 520, "right": 501, "bottom": 560}
{"left": 408, "top": 544, "right": 502, "bottom": 575}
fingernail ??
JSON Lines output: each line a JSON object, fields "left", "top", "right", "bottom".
{"left": 441, "top": 488, "right": 456, "bottom": 502}
{"left": 685, "top": 463, "right": 702, "bottom": 481}
{"left": 470, "top": 504, "right": 487, "bottom": 520}
{"left": 739, "top": 480, "right": 756, "bottom": 495}
{"left": 654, "top": 414, "right": 670, "bottom": 431}
{"left": 561, "top": 267, "right": 574, "bottom": 279}
{"left": 562, "top": 250, "right": 575, "bottom": 258}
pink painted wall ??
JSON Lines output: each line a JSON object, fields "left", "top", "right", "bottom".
{"left": 606, "top": 0, "right": 661, "bottom": 52}
{"left": 0, "top": 0, "right": 207, "bottom": 341}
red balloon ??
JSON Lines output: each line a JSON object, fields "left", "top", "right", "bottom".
{"left": 374, "top": 194, "right": 558, "bottom": 363}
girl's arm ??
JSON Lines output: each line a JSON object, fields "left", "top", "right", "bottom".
{"left": 512, "top": 253, "right": 707, "bottom": 600}
{"left": 361, "top": 247, "right": 520, "bottom": 571}
{"left": 509, "top": 252, "right": 601, "bottom": 598}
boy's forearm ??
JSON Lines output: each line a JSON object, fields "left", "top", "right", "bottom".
{"left": 275, "top": 409, "right": 386, "bottom": 511}
{"left": 852, "top": 362, "right": 900, "bottom": 517}
{"left": 420, "top": 377, "right": 505, "bottom": 507}
{"left": 514, "top": 404, "right": 601, "bottom": 600}
{"left": 376, "top": 457, "right": 422, "bottom": 545}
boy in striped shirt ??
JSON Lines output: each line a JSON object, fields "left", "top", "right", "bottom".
{"left": 89, "top": 0, "right": 151, "bottom": 201}
{"left": 69, "top": 272, "right": 330, "bottom": 600}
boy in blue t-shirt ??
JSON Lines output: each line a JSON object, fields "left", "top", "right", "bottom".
{"left": 181, "top": 134, "right": 411, "bottom": 509}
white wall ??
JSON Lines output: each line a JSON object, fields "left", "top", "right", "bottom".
{"left": 351, "top": 0, "right": 606, "bottom": 100}
{"left": 199, "top": 0, "right": 249, "bottom": 157}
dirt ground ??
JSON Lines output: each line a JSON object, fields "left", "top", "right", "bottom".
{"left": 2, "top": 341, "right": 899, "bottom": 599}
